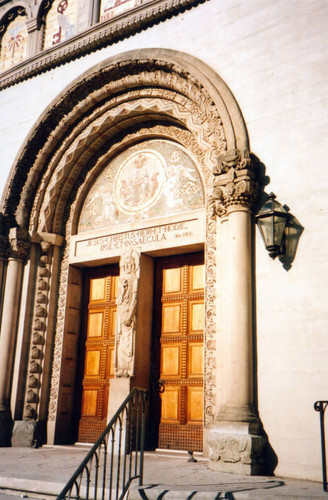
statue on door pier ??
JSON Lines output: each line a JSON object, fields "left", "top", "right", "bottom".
{"left": 115, "top": 247, "right": 140, "bottom": 377}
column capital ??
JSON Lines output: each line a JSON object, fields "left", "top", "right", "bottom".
{"left": 209, "top": 149, "right": 261, "bottom": 217}
{"left": 9, "top": 227, "right": 30, "bottom": 260}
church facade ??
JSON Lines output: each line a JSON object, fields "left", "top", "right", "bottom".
{"left": 0, "top": 0, "right": 327, "bottom": 482}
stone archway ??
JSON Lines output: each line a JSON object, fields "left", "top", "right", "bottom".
{"left": 0, "top": 49, "right": 266, "bottom": 473}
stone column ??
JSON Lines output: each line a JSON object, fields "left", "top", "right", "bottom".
{"left": 26, "top": 18, "right": 43, "bottom": 58}
{"left": 0, "top": 228, "right": 29, "bottom": 446}
{"left": 207, "top": 149, "right": 266, "bottom": 475}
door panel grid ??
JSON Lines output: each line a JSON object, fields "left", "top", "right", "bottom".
{"left": 155, "top": 253, "right": 204, "bottom": 451}
{"left": 78, "top": 266, "right": 119, "bottom": 443}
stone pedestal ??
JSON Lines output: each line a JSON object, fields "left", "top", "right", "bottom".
{"left": 206, "top": 422, "right": 266, "bottom": 475}
{"left": 11, "top": 421, "right": 38, "bottom": 447}
{"left": 107, "top": 378, "right": 131, "bottom": 420}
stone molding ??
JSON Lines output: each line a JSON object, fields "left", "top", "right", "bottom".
{"left": 210, "top": 149, "right": 260, "bottom": 217}
{"left": 0, "top": 0, "right": 207, "bottom": 90}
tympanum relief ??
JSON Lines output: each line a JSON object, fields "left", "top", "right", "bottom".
{"left": 78, "top": 139, "right": 204, "bottom": 232}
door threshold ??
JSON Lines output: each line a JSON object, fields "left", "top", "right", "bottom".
{"left": 153, "top": 449, "right": 204, "bottom": 460}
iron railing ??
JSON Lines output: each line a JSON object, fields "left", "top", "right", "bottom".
{"left": 314, "top": 400, "right": 328, "bottom": 492}
{"left": 57, "top": 387, "right": 148, "bottom": 500}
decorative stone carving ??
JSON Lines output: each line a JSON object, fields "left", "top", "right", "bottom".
{"left": 26, "top": 390, "right": 38, "bottom": 404}
{"left": 31, "top": 346, "right": 41, "bottom": 359}
{"left": 28, "top": 375, "right": 39, "bottom": 388}
{"left": 32, "top": 332, "right": 43, "bottom": 344}
{"left": 30, "top": 360, "right": 41, "bottom": 373}
{"left": 24, "top": 405, "right": 35, "bottom": 419}
{"left": 8, "top": 227, "right": 30, "bottom": 260}
{"left": 207, "top": 424, "right": 267, "bottom": 473}
{"left": 210, "top": 149, "right": 260, "bottom": 217}
{"left": 24, "top": 238, "right": 52, "bottom": 420}
{"left": 115, "top": 248, "right": 140, "bottom": 378}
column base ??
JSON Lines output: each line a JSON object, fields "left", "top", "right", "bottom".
{"left": 12, "top": 421, "right": 39, "bottom": 447}
{"left": 205, "top": 421, "right": 267, "bottom": 476}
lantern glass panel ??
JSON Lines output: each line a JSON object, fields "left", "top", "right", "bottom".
{"left": 273, "top": 214, "right": 288, "bottom": 248}
{"left": 257, "top": 216, "right": 274, "bottom": 248}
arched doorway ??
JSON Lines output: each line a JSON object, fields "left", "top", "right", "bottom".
{"left": 0, "top": 49, "right": 266, "bottom": 473}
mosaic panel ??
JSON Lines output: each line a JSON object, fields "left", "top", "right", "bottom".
{"left": 78, "top": 139, "right": 205, "bottom": 233}
{"left": 0, "top": 14, "right": 27, "bottom": 72}
{"left": 100, "top": 0, "right": 151, "bottom": 22}
{"left": 44, "top": 0, "right": 77, "bottom": 48}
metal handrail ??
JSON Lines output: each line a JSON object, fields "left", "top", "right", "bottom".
{"left": 57, "top": 387, "right": 148, "bottom": 500}
{"left": 314, "top": 400, "right": 328, "bottom": 492}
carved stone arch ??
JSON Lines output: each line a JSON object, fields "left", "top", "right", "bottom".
{"left": 1, "top": 49, "right": 249, "bottom": 233}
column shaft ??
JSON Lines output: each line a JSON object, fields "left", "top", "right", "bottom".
{"left": 221, "top": 208, "right": 255, "bottom": 419}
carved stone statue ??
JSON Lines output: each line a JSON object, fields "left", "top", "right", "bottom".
{"left": 115, "top": 248, "right": 140, "bottom": 377}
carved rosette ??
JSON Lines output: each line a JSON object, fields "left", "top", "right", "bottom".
{"left": 23, "top": 240, "right": 52, "bottom": 420}
{"left": 210, "top": 149, "right": 260, "bottom": 217}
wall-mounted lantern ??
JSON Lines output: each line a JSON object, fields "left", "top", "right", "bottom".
{"left": 256, "top": 192, "right": 303, "bottom": 270}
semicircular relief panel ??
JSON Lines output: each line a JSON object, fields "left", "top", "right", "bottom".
{"left": 78, "top": 139, "right": 205, "bottom": 233}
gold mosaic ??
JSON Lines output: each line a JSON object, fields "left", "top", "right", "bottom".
{"left": 78, "top": 139, "right": 205, "bottom": 233}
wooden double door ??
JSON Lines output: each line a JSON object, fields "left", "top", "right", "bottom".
{"left": 77, "top": 253, "right": 204, "bottom": 450}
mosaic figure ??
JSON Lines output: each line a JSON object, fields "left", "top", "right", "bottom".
{"left": 115, "top": 248, "right": 140, "bottom": 377}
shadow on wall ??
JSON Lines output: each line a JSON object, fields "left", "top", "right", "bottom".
{"left": 261, "top": 427, "right": 279, "bottom": 476}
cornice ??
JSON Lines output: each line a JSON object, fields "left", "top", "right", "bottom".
{"left": 0, "top": 0, "right": 207, "bottom": 90}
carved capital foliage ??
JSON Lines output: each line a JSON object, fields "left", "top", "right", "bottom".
{"left": 209, "top": 149, "right": 261, "bottom": 217}
{"left": 9, "top": 227, "right": 30, "bottom": 259}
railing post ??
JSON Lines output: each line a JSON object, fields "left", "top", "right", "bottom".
{"left": 139, "top": 392, "right": 147, "bottom": 486}
{"left": 314, "top": 400, "right": 328, "bottom": 492}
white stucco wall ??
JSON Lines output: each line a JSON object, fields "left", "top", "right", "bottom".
{"left": 0, "top": 0, "right": 327, "bottom": 481}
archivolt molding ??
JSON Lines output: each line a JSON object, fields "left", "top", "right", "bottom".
{"left": 2, "top": 50, "right": 247, "bottom": 231}
{"left": 0, "top": 50, "right": 250, "bottom": 428}
{"left": 35, "top": 93, "right": 224, "bottom": 234}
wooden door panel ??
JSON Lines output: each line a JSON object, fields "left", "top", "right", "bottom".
{"left": 161, "top": 344, "right": 181, "bottom": 377}
{"left": 189, "top": 264, "right": 204, "bottom": 291}
{"left": 106, "top": 347, "right": 115, "bottom": 377}
{"left": 155, "top": 253, "right": 204, "bottom": 452}
{"left": 78, "top": 266, "right": 119, "bottom": 443}
{"left": 81, "top": 388, "right": 99, "bottom": 417}
{"left": 187, "top": 387, "right": 203, "bottom": 423}
{"left": 160, "top": 386, "right": 180, "bottom": 422}
{"left": 189, "top": 300, "right": 205, "bottom": 332}
{"left": 163, "top": 267, "right": 182, "bottom": 294}
{"left": 90, "top": 277, "right": 106, "bottom": 301}
{"left": 162, "top": 303, "right": 182, "bottom": 334}
{"left": 187, "top": 343, "right": 203, "bottom": 377}
{"left": 87, "top": 311, "right": 104, "bottom": 337}
{"left": 84, "top": 349, "right": 102, "bottom": 377}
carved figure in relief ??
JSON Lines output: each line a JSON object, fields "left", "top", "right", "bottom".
{"left": 115, "top": 248, "right": 139, "bottom": 377}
